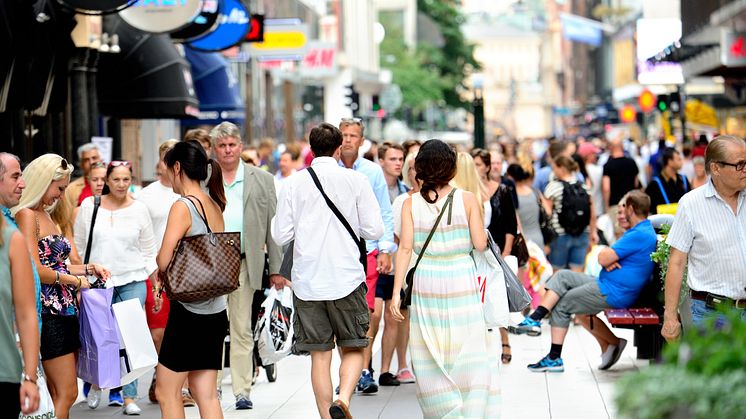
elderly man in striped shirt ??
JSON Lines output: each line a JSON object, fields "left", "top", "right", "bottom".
{"left": 663, "top": 135, "right": 746, "bottom": 341}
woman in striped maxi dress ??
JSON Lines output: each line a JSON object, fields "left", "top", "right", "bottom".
{"left": 391, "top": 140, "right": 501, "bottom": 418}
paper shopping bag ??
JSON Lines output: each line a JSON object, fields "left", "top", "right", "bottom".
{"left": 19, "top": 367, "right": 56, "bottom": 419}
{"left": 77, "top": 288, "right": 120, "bottom": 389}
{"left": 112, "top": 298, "right": 158, "bottom": 386}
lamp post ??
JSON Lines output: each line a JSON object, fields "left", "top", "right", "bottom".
{"left": 472, "top": 73, "right": 485, "bottom": 149}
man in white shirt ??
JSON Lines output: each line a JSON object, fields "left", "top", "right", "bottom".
{"left": 579, "top": 141, "right": 604, "bottom": 217}
{"left": 663, "top": 135, "right": 746, "bottom": 342}
{"left": 272, "top": 122, "right": 384, "bottom": 419}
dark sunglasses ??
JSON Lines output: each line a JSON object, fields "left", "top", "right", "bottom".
{"left": 60, "top": 158, "right": 68, "bottom": 170}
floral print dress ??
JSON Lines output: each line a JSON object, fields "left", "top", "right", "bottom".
{"left": 38, "top": 235, "right": 77, "bottom": 316}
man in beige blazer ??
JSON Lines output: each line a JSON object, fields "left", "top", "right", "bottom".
{"left": 210, "top": 122, "right": 284, "bottom": 410}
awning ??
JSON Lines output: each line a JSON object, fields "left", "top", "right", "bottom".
{"left": 97, "top": 16, "right": 200, "bottom": 119}
{"left": 181, "top": 48, "right": 244, "bottom": 125}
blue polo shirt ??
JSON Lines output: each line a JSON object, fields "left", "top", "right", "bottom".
{"left": 598, "top": 219, "right": 657, "bottom": 308}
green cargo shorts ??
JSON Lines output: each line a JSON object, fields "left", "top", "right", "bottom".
{"left": 292, "top": 283, "right": 370, "bottom": 352}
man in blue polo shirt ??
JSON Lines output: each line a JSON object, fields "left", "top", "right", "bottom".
{"left": 511, "top": 190, "right": 657, "bottom": 372}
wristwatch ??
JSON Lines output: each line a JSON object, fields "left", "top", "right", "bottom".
{"left": 22, "top": 372, "right": 37, "bottom": 385}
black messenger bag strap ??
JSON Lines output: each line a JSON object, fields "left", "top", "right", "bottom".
{"left": 83, "top": 195, "right": 101, "bottom": 264}
{"left": 307, "top": 167, "right": 368, "bottom": 270}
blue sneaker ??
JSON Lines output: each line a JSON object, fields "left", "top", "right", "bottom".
{"left": 235, "top": 394, "right": 253, "bottom": 410}
{"left": 508, "top": 317, "right": 542, "bottom": 336}
{"left": 83, "top": 382, "right": 91, "bottom": 398}
{"left": 527, "top": 355, "right": 564, "bottom": 372}
{"left": 108, "top": 390, "right": 124, "bottom": 407}
{"left": 356, "top": 370, "right": 378, "bottom": 394}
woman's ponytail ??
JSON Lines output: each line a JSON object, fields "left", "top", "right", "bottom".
{"left": 206, "top": 158, "right": 227, "bottom": 212}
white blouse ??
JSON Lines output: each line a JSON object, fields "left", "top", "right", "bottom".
{"left": 133, "top": 181, "right": 180, "bottom": 248}
{"left": 74, "top": 197, "right": 158, "bottom": 287}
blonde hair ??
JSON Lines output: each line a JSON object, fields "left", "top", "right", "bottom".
{"left": 451, "top": 152, "right": 485, "bottom": 217}
{"left": 11, "top": 155, "right": 74, "bottom": 233}
{"left": 402, "top": 151, "right": 418, "bottom": 188}
{"left": 159, "top": 139, "right": 180, "bottom": 160}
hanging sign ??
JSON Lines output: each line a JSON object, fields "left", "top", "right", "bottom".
{"left": 186, "top": 0, "right": 249, "bottom": 52}
{"left": 171, "top": 0, "right": 221, "bottom": 42}
{"left": 119, "top": 0, "right": 203, "bottom": 34}
{"left": 248, "top": 18, "right": 309, "bottom": 60}
{"left": 58, "top": 0, "right": 134, "bottom": 15}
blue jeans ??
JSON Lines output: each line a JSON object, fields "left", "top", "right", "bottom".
{"left": 112, "top": 281, "right": 148, "bottom": 399}
{"left": 690, "top": 299, "right": 746, "bottom": 327}
{"left": 549, "top": 232, "right": 589, "bottom": 269}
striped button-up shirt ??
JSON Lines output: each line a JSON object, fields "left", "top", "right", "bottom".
{"left": 666, "top": 179, "right": 746, "bottom": 299}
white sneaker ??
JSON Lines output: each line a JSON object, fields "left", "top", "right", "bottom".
{"left": 123, "top": 402, "right": 142, "bottom": 416}
{"left": 87, "top": 387, "right": 102, "bottom": 409}
{"left": 599, "top": 338, "right": 627, "bottom": 370}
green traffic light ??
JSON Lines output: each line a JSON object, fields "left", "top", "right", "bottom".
{"left": 658, "top": 101, "right": 667, "bottom": 112}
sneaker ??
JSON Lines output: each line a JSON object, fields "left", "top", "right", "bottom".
{"left": 508, "top": 317, "right": 542, "bottom": 336}
{"left": 235, "top": 394, "right": 253, "bottom": 410}
{"left": 148, "top": 376, "right": 157, "bottom": 404}
{"left": 86, "top": 385, "right": 101, "bottom": 409}
{"left": 379, "top": 372, "right": 400, "bottom": 386}
{"left": 356, "top": 370, "right": 378, "bottom": 394}
{"left": 396, "top": 368, "right": 416, "bottom": 384}
{"left": 182, "top": 389, "right": 196, "bottom": 407}
{"left": 599, "top": 338, "right": 627, "bottom": 370}
{"left": 527, "top": 355, "right": 565, "bottom": 373}
{"left": 108, "top": 391, "right": 124, "bottom": 407}
{"left": 123, "top": 402, "right": 142, "bottom": 416}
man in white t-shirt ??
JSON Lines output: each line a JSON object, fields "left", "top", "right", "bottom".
{"left": 272, "top": 122, "right": 383, "bottom": 419}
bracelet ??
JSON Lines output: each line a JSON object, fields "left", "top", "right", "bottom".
{"left": 22, "top": 372, "right": 37, "bottom": 385}
{"left": 54, "top": 271, "right": 60, "bottom": 286}
{"left": 76, "top": 276, "right": 82, "bottom": 291}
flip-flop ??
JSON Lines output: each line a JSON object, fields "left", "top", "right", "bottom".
{"left": 501, "top": 343, "right": 512, "bottom": 364}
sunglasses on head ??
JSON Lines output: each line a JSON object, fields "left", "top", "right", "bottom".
{"left": 109, "top": 160, "right": 132, "bottom": 168}
{"left": 91, "top": 162, "right": 107, "bottom": 169}
{"left": 340, "top": 117, "right": 362, "bottom": 124}
{"left": 59, "top": 158, "right": 68, "bottom": 170}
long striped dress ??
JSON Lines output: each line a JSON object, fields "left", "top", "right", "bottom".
{"left": 409, "top": 188, "right": 501, "bottom": 418}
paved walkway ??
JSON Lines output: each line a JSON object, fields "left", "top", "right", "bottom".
{"left": 70, "top": 313, "right": 644, "bottom": 418}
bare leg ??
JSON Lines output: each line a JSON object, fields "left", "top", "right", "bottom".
{"left": 538, "top": 289, "right": 562, "bottom": 312}
{"left": 577, "top": 314, "right": 620, "bottom": 353}
{"left": 151, "top": 328, "right": 165, "bottom": 352}
{"left": 380, "top": 299, "right": 398, "bottom": 374}
{"left": 42, "top": 353, "right": 78, "bottom": 419}
{"left": 362, "top": 303, "right": 382, "bottom": 375}
{"left": 338, "top": 347, "right": 364, "bottom": 406}
{"left": 188, "top": 370, "right": 223, "bottom": 419}
{"left": 550, "top": 326, "right": 570, "bottom": 346}
{"left": 395, "top": 308, "right": 410, "bottom": 371}
{"left": 499, "top": 328, "right": 511, "bottom": 363}
{"left": 155, "top": 364, "right": 188, "bottom": 419}
{"left": 310, "top": 350, "right": 333, "bottom": 419}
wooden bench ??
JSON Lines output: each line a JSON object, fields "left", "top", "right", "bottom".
{"left": 604, "top": 308, "right": 663, "bottom": 360}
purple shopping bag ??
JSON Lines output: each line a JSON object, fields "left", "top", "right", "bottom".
{"left": 78, "top": 288, "right": 121, "bottom": 388}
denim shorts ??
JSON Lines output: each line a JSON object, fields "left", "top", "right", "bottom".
{"left": 549, "top": 232, "right": 589, "bottom": 269}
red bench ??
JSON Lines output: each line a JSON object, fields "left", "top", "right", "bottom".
{"left": 604, "top": 308, "right": 662, "bottom": 360}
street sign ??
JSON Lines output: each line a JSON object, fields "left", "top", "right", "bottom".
{"left": 620, "top": 104, "right": 636, "bottom": 123}
{"left": 170, "top": 0, "right": 221, "bottom": 42}
{"left": 119, "top": 0, "right": 202, "bottom": 34}
{"left": 379, "top": 84, "right": 402, "bottom": 113}
{"left": 248, "top": 19, "right": 309, "bottom": 60}
{"left": 638, "top": 88, "right": 656, "bottom": 113}
{"left": 299, "top": 42, "right": 336, "bottom": 78}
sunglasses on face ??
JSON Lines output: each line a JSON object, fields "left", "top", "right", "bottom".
{"left": 109, "top": 160, "right": 132, "bottom": 169}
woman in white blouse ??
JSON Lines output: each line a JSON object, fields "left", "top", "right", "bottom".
{"left": 74, "top": 161, "right": 158, "bottom": 415}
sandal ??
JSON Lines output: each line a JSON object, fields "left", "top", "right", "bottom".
{"left": 501, "top": 344, "right": 512, "bottom": 364}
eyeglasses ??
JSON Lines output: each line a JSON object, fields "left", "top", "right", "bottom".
{"left": 340, "top": 117, "right": 362, "bottom": 124}
{"left": 109, "top": 160, "right": 132, "bottom": 168}
{"left": 717, "top": 160, "right": 746, "bottom": 171}
{"left": 59, "top": 158, "right": 68, "bottom": 170}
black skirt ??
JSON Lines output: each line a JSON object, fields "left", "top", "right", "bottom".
{"left": 40, "top": 314, "right": 80, "bottom": 361}
{"left": 159, "top": 302, "right": 228, "bottom": 372}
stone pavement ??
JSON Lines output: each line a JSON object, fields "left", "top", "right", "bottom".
{"left": 70, "top": 313, "right": 645, "bottom": 418}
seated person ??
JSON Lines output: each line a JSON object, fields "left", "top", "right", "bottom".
{"left": 510, "top": 190, "right": 657, "bottom": 372}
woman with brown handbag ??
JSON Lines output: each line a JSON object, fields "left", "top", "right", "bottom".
{"left": 154, "top": 140, "right": 229, "bottom": 419}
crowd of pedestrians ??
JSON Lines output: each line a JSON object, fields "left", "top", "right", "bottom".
{"left": 1, "top": 122, "right": 745, "bottom": 419}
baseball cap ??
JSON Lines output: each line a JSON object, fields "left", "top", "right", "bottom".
{"left": 578, "top": 142, "right": 601, "bottom": 158}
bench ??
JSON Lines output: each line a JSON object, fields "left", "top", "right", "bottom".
{"left": 604, "top": 307, "right": 663, "bottom": 360}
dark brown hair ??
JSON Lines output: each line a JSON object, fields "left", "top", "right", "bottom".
{"left": 415, "top": 139, "right": 457, "bottom": 203}
{"left": 164, "top": 141, "right": 227, "bottom": 212}
{"left": 310, "top": 123, "right": 343, "bottom": 157}
{"left": 623, "top": 190, "right": 651, "bottom": 217}
{"left": 470, "top": 148, "right": 491, "bottom": 176}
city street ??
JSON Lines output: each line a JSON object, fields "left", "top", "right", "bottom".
{"left": 70, "top": 313, "right": 643, "bottom": 418}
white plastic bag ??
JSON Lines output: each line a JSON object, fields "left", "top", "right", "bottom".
{"left": 19, "top": 367, "right": 56, "bottom": 419}
{"left": 254, "top": 287, "right": 294, "bottom": 365}
{"left": 112, "top": 298, "right": 158, "bottom": 386}
{"left": 472, "top": 243, "right": 510, "bottom": 328}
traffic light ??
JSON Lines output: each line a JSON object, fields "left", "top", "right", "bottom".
{"left": 669, "top": 92, "right": 681, "bottom": 114}
{"left": 657, "top": 94, "right": 669, "bottom": 112}
{"left": 344, "top": 84, "right": 359, "bottom": 114}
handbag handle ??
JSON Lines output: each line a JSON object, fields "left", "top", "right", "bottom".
{"left": 410, "top": 189, "right": 456, "bottom": 277}
{"left": 184, "top": 195, "right": 213, "bottom": 234}
{"left": 83, "top": 195, "right": 101, "bottom": 264}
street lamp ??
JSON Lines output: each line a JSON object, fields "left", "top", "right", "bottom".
{"left": 472, "top": 73, "right": 485, "bottom": 149}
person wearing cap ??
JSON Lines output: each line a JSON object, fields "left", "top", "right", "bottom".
{"left": 578, "top": 141, "right": 604, "bottom": 217}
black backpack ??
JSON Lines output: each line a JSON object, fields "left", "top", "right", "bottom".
{"left": 557, "top": 181, "right": 591, "bottom": 236}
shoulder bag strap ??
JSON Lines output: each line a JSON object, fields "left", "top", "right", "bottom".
{"left": 652, "top": 177, "right": 670, "bottom": 205}
{"left": 410, "top": 189, "right": 456, "bottom": 273}
{"left": 307, "top": 167, "right": 362, "bottom": 244}
{"left": 83, "top": 195, "right": 101, "bottom": 264}
{"left": 184, "top": 195, "right": 212, "bottom": 233}
{"left": 681, "top": 174, "right": 689, "bottom": 192}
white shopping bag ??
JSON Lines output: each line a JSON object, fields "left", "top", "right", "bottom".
{"left": 112, "top": 298, "right": 158, "bottom": 386}
{"left": 254, "top": 287, "right": 294, "bottom": 365}
{"left": 19, "top": 367, "right": 56, "bottom": 419}
{"left": 473, "top": 246, "right": 510, "bottom": 329}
